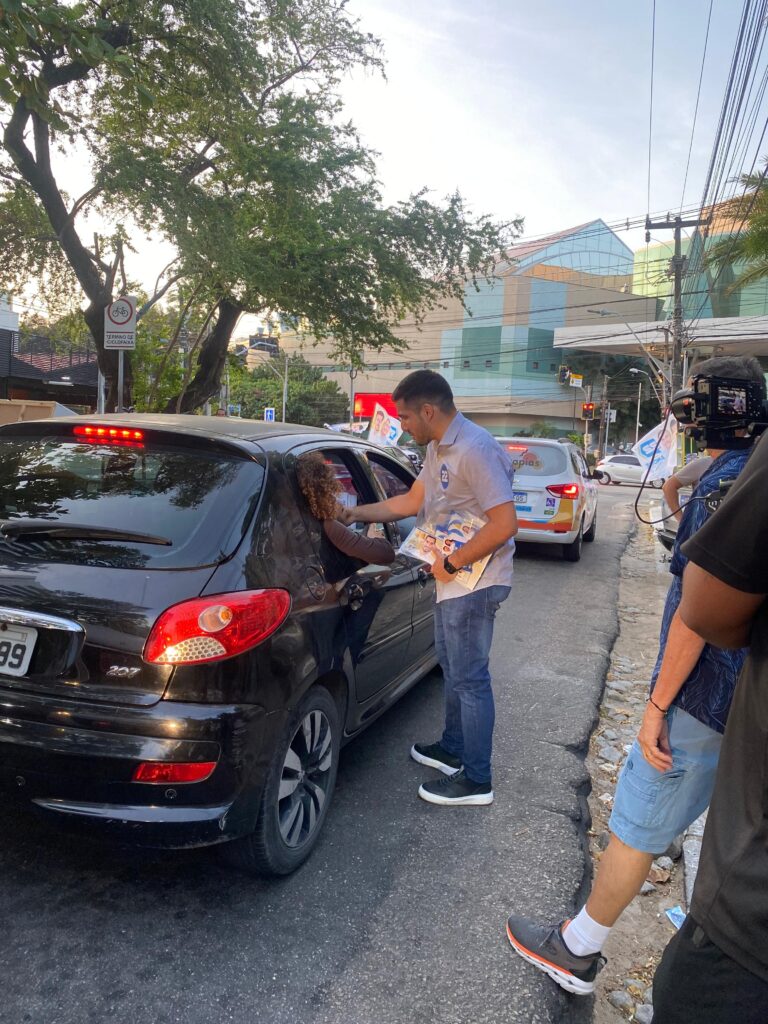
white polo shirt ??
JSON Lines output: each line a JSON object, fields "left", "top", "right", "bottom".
{"left": 417, "top": 413, "right": 516, "bottom": 601}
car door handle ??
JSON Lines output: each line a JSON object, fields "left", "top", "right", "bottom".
{"left": 417, "top": 566, "right": 431, "bottom": 587}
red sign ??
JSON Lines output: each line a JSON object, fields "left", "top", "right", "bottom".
{"left": 353, "top": 392, "right": 397, "bottom": 418}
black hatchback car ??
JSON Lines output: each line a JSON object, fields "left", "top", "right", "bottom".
{"left": 0, "top": 416, "right": 436, "bottom": 874}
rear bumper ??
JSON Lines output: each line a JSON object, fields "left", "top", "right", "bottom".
{"left": 0, "top": 688, "right": 283, "bottom": 848}
{"left": 516, "top": 524, "right": 580, "bottom": 545}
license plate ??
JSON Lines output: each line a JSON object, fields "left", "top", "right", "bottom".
{"left": 0, "top": 624, "right": 38, "bottom": 677}
{"left": 512, "top": 491, "right": 528, "bottom": 504}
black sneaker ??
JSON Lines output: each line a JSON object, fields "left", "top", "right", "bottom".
{"left": 410, "top": 741, "right": 462, "bottom": 776}
{"left": 418, "top": 769, "right": 493, "bottom": 806}
{"left": 505, "top": 915, "right": 606, "bottom": 996}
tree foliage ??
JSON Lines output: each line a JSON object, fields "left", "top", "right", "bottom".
{"left": 228, "top": 350, "right": 348, "bottom": 426}
{"left": 0, "top": 0, "right": 513, "bottom": 413}
{"left": 705, "top": 173, "right": 768, "bottom": 290}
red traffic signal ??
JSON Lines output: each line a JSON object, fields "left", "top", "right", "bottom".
{"left": 581, "top": 402, "right": 595, "bottom": 420}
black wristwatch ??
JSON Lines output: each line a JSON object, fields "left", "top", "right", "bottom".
{"left": 443, "top": 556, "right": 460, "bottom": 575}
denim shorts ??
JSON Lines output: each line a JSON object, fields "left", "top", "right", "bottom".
{"left": 609, "top": 706, "right": 722, "bottom": 854}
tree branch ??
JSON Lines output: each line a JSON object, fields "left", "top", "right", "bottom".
{"left": 137, "top": 271, "right": 185, "bottom": 321}
{"left": 3, "top": 103, "right": 106, "bottom": 304}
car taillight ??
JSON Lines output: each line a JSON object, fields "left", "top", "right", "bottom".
{"left": 547, "top": 483, "right": 580, "bottom": 498}
{"left": 143, "top": 589, "right": 291, "bottom": 665}
{"left": 133, "top": 761, "right": 216, "bottom": 783}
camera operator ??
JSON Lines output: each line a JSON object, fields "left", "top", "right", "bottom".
{"left": 505, "top": 356, "right": 765, "bottom": 998}
{"left": 651, "top": 427, "right": 768, "bottom": 1022}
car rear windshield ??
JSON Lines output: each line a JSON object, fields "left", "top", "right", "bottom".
{"left": 500, "top": 442, "right": 568, "bottom": 477}
{"left": 0, "top": 437, "right": 265, "bottom": 569}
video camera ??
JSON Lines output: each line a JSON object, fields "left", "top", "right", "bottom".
{"left": 670, "top": 374, "right": 768, "bottom": 450}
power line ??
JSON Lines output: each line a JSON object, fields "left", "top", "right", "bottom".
{"left": 680, "top": 0, "right": 715, "bottom": 213}
{"left": 647, "top": 0, "right": 657, "bottom": 215}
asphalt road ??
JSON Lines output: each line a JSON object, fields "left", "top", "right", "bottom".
{"left": 0, "top": 490, "right": 637, "bottom": 1024}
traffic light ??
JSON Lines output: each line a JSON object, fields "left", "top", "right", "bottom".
{"left": 581, "top": 402, "right": 595, "bottom": 420}
{"left": 557, "top": 365, "right": 570, "bottom": 385}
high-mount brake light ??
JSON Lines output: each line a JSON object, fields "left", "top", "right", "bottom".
{"left": 72, "top": 425, "right": 145, "bottom": 447}
{"left": 546, "top": 483, "right": 580, "bottom": 499}
{"left": 133, "top": 761, "right": 216, "bottom": 784}
{"left": 144, "top": 590, "right": 291, "bottom": 665}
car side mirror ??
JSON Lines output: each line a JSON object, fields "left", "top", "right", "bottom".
{"left": 591, "top": 470, "right": 604, "bottom": 480}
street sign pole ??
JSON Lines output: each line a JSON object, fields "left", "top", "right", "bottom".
{"left": 117, "top": 351, "right": 125, "bottom": 413}
{"left": 104, "top": 296, "right": 137, "bottom": 413}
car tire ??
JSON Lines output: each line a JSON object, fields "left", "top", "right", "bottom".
{"left": 562, "top": 520, "right": 583, "bottom": 562}
{"left": 651, "top": 477, "right": 664, "bottom": 489}
{"left": 599, "top": 472, "right": 612, "bottom": 485}
{"left": 225, "top": 685, "right": 340, "bottom": 876}
{"left": 583, "top": 510, "right": 597, "bottom": 542}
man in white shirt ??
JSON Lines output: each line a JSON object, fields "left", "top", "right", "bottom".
{"left": 343, "top": 370, "right": 517, "bottom": 806}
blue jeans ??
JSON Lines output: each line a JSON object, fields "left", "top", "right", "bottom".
{"left": 434, "top": 585, "right": 511, "bottom": 785}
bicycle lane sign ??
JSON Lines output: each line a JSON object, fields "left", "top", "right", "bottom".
{"left": 104, "top": 296, "right": 137, "bottom": 349}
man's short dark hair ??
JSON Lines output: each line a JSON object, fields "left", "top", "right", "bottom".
{"left": 690, "top": 355, "right": 767, "bottom": 397}
{"left": 392, "top": 370, "right": 455, "bottom": 411}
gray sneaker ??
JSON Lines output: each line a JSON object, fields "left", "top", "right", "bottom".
{"left": 506, "top": 915, "right": 606, "bottom": 996}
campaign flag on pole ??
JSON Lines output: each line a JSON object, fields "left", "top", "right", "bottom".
{"left": 632, "top": 418, "right": 678, "bottom": 480}
{"left": 368, "top": 403, "right": 402, "bottom": 447}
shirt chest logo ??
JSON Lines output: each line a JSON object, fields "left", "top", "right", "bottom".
{"left": 439, "top": 463, "right": 450, "bottom": 490}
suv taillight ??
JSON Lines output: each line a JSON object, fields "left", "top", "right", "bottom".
{"left": 546, "top": 483, "right": 580, "bottom": 498}
{"left": 144, "top": 590, "right": 291, "bottom": 665}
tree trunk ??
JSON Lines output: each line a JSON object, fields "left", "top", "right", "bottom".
{"left": 163, "top": 299, "right": 242, "bottom": 413}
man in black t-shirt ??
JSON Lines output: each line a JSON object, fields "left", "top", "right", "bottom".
{"left": 650, "top": 432, "right": 768, "bottom": 1023}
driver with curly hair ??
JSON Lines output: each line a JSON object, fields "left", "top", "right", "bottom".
{"left": 296, "top": 453, "right": 395, "bottom": 565}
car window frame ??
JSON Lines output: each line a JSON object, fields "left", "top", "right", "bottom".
{"left": 360, "top": 448, "right": 418, "bottom": 547}
{"left": 285, "top": 441, "right": 400, "bottom": 552}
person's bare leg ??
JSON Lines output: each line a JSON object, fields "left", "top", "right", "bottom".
{"left": 585, "top": 834, "right": 654, "bottom": 926}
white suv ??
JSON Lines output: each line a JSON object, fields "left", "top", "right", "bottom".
{"left": 495, "top": 438, "right": 599, "bottom": 562}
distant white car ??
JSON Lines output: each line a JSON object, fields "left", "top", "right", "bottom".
{"left": 596, "top": 453, "right": 664, "bottom": 487}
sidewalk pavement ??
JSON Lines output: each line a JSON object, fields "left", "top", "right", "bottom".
{"left": 586, "top": 517, "right": 699, "bottom": 1024}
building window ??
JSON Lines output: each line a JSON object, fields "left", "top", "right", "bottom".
{"left": 485, "top": 359, "right": 493, "bottom": 369}
{"left": 443, "top": 361, "right": 449, "bottom": 368}
{"left": 423, "top": 361, "right": 430, "bottom": 369}
{"left": 549, "top": 363, "right": 557, "bottom": 372}
{"left": 369, "top": 363, "right": 378, "bottom": 371}
{"left": 404, "top": 362, "right": 411, "bottom": 369}
{"left": 462, "top": 359, "right": 470, "bottom": 369}
{"left": 532, "top": 361, "right": 539, "bottom": 369}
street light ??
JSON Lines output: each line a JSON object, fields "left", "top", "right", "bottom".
{"left": 629, "top": 367, "right": 661, "bottom": 444}
{"left": 251, "top": 352, "right": 289, "bottom": 422}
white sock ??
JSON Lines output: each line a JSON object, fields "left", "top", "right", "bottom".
{"left": 562, "top": 907, "right": 612, "bottom": 956}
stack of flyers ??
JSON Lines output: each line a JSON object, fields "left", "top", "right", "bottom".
{"left": 398, "top": 510, "right": 491, "bottom": 590}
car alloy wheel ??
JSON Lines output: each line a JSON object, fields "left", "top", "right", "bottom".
{"left": 223, "top": 685, "right": 340, "bottom": 876}
{"left": 599, "top": 472, "right": 611, "bottom": 485}
{"left": 278, "top": 709, "right": 333, "bottom": 848}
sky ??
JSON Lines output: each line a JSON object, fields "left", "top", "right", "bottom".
{"left": 339, "top": 0, "right": 744, "bottom": 249}
{"left": 13, "top": 1, "right": 751, "bottom": 330}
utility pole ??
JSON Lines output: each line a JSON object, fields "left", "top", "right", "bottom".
{"left": 635, "top": 380, "right": 642, "bottom": 445}
{"left": 281, "top": 353, "right": 289, "bottom": 423}
{"left": 596, "top": 373, "right": 609, "bottom": 458}
{"left": 348, "top": 366, "right": 358, "bottom": 427}
{"left": 644, "top": 213, "right": 711, "bottom": 396}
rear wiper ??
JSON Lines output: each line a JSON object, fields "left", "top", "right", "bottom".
{"left": 0, "top": 520, "right": 172, "bottom": 546}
